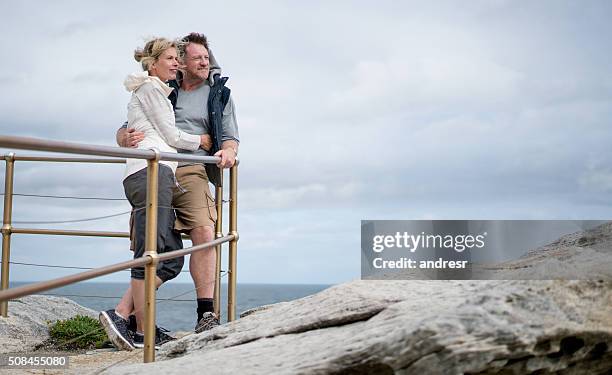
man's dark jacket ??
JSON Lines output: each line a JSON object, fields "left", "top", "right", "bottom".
{"left": 168, "top": 74, "right": 231, "bottom": 187}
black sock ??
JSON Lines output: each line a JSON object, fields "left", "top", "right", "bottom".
{"left": 197, "top": 298, "right": 214, "bottom": 321}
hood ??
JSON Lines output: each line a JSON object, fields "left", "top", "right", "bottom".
{"left": 123, "top": 71, "right": 174, "bottom": 97}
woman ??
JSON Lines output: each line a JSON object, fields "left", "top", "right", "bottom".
{"left": 100, "top": 38, "right": 210, "bottom": 350}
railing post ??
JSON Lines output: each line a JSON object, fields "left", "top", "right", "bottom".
{"left": 227, "top": 162, "right": 238, "bottom": 321}
{"left": 214, "top": 172, "right": 223, "bottom": 319}
{"left": 143, "top": 153, "right": 160, "bottom": 363}
{"left": 1, "top": 153, "right": 15, "bottom": 317}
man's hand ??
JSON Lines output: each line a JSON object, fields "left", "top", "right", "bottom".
{"left": 214, "top": 148, "right": 237, "bottom": 168}
{"left": 200, "top": 134, "right": 212, "bottom": 151}
{"left": 117, "top": 127, "right": 145, "bottom": 148}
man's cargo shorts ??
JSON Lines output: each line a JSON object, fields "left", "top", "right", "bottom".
{"left": 172, "top": 164, "right": 217, "bottom": 231}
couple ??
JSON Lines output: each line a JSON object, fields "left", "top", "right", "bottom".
{"left": 99, "top": 32, "right": 239, "bottom": 351}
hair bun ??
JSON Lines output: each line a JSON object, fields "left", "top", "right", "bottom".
{"left": 133, "top": 49, "right": 144, "bottom": 62}
{"left": 133, "top": 38, "right": 175, "bottom": 71}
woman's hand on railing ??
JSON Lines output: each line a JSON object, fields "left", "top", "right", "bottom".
{"left": 200, "top": 134, "right": 212, "bottom": 152}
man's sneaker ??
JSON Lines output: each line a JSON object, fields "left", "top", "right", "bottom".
{"left": 156, "top": 326, "right": 176, "bottom": 345}
{"left": 133, "top": 326, "right": 176, "bottom": 349}
{"left": 195, "top": 312, "right": 220, "bottom": 333}
{"left": 99, "top": 310, "right": 135, "bottom": 351}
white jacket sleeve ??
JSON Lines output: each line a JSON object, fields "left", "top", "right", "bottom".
{"left": 135, "top": 83, "right": 201, "bottom": 151}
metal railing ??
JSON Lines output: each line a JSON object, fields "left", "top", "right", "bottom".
{"left": 0, "top": 135, "right": 239, "bottom": 363}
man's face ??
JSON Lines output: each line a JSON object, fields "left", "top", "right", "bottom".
{"left": 182, "top": 43, "right": 210, "bottom": 81}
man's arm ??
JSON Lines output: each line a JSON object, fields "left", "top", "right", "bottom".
{"left": 116, "top": 123, "right": 145, "bottom": 148}
{"left": 214, "top": 95, "right": 240, "bottom": 168}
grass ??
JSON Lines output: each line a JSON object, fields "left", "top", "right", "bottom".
{"left": 46, "top": 315, "right": 110, "bottom": 351}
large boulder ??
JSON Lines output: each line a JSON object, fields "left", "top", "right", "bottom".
{"left": 101, "top": 223, "right": 612, "bottom": 374}
{"left": 0, "top": 295, "right": 97, "bottom": 353}
{"left": 101, "top": 279, "right": 611, "bottom": 374}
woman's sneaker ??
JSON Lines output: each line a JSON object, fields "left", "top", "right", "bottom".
{"left": 133, "top": 326, "right": 176, "bottom": 349}
{"left": 195, "top": 312, "right": 220, "bottom": 333}
{"left": 127, "top": 314, "right": 137, "bottom": 333}
{"left": 99, "top": 310, "right": 135, "bottom": 351}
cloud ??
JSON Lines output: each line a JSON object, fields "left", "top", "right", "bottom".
{"left": 1, "top": 0, "right": 612, "bottom": 284}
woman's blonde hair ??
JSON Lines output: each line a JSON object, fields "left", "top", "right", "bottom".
{"left": 133, "top": 38, "right": 177, "bottom": 71}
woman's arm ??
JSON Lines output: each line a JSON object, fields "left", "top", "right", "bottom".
{"left": 135, "top": 83, "right": 204, "bottom": 151}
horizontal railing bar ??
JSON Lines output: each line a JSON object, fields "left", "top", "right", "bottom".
{"left": 11, "top": 227, "right": 191, "bottom": 240}
{"left": 0, "top": 135, "right": 220, "bottom": 164}
{"left": 0, "top": 235, "right": 233, "bottom": 302}
{"left": 157, "top": 235, "right": 234, "bottom": 261}
{"left": 158, "top": 153, "right": 221, "bottom": 163}
{"left": 12, "top": 228, "right": 130, "bottom": 238}
{"left": 13, "top": 155, "right": 126, "bottom": 163}
{"left": 0, "top": 257, "right": 151, "bottom": 302}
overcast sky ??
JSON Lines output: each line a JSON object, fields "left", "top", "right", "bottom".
{"left": 0, "top": 0, "right": 611, "bottom": 285}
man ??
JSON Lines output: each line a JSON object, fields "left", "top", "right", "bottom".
{"left": 116, "top": 33, "right": 239, "bottom": 337}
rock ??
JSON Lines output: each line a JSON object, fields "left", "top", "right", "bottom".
{"left": 481, "top": 222, "right": 612, "bottom": 280}
{"left": 0, "top": 295, "right": 97, "bottom": 354}
{"left": 239, "top": 301, "right": 290, "bottom": 318}
{"left": 98, "top": 224, "right": 612, "bottom": 374}
{"left": 101, "top": 279, "right": 612, "bottom": 375}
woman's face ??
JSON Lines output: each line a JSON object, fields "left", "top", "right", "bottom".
{"left": 150, "top": 47, "right": 179, "bottom": 82}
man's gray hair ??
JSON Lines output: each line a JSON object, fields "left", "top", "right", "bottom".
{"left": 177, "top": 32, "right": 209, "bottom": 59}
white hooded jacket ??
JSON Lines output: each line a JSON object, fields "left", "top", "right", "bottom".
{"left": 123, "top": 71, "right": 201, "bottom": 179}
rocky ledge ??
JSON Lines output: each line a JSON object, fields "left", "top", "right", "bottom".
{"left": 100, "top": 223, "right": 612, "bottom": 374}
{"left": 101, "top": 279, "right": 611, "bottom": 374}
{"left": 0, "top": 295, "right": 97, "bottom": 354}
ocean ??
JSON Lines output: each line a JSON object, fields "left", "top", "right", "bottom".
{"left": 10, "top": 282, "right": 331, "bottom": 332}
